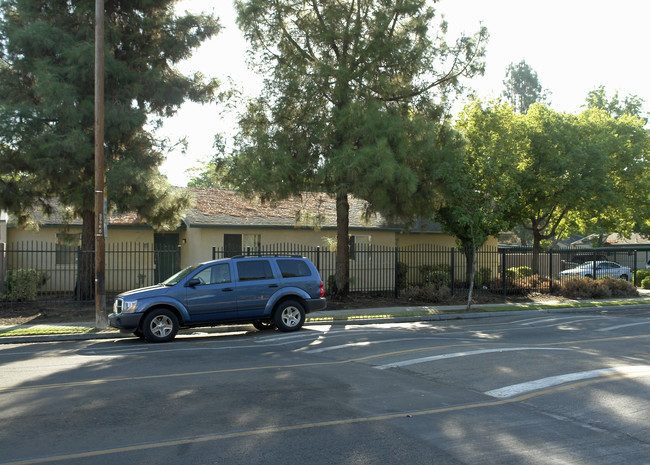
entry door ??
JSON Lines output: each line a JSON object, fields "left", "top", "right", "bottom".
{"left": 224, "top": 234, "right": 242, "bottom": 258}
{"left": 154, "top": 233, "right": 180, "bottom": 282}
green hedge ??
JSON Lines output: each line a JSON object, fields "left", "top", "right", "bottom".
{"left": 3, "top": 269, "right": 49, "bottom": 301}
{"left": 505, "top": 266, "right": 533, "bottom": 280}
{"left": 419, "top": 264, "right": 451, "bottom": 288}
{"left": 635, "top": 268, "right": 650, "bottom": 286}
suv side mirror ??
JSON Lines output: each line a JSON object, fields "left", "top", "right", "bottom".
{"left": 186, "top": 278, "right": 201, "bottom": 287}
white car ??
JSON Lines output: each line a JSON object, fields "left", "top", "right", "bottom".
{"left": 559, "top": 261, "right": 631, "bottom": 281}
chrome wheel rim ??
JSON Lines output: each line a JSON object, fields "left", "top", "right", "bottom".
{"left": 281, "top": 306, "right": 302, "bottom": 327}
{"left": 150, "top": 315, "right": 174, "bottom": 338}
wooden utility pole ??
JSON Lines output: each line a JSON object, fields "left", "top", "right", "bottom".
{"left": 94, "top": 0, "right": 107, "bottom": 329}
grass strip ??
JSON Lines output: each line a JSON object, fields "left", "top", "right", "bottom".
{"left": 306, "top": 299, "right": 650, "bottom": 322}
{"left": 0, "top": 326, "right": 96, "bottom": 337}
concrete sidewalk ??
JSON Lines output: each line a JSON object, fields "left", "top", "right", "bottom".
{"left": 1, "top": 297, "right": 650, "bottom": 344}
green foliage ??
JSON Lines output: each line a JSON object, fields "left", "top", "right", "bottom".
{"left": 401, "top": 284, "right": 452, "bottom": 304}
{"left": 475, "top": 267, "right": 491, "bottom": 287}
{"left": 229, "top": 0, "right": 488, "bottom": 295}
{"left": 396, "top": 262, "right": 409, "bottom": 290}
{"left": 502, "top": 59, "right": 550, "bottom": 114}
{"left": 585, "top": 85, "right": 646, "bottom": 120}
{"left": 437, "top": 100, "right": 523, "bottom": 302}
{"left": 0, "top": 0, "right": 219, "bottom": 228}
{"left": 457, "top": 99, "right": 650, "bottom": 274}
{"left": 505, "top": 266, "right": 533, "bottom": 280}
{"left": 634, "top": 268, "right": 650, "bottom": 286}
{"left": 3, "top": 269, "right": 49, "bottom": 301}
{"left": 642, "top": 276, "right": 650, "bottom": 290}
{"left": 558, "top": 277, "right": 638, "bottom": 299}
{"left": 0, "top": 0, "right": 219, "bottom": 297}
{"left": 419, "top": 264, "right": 451, "bottom": 288}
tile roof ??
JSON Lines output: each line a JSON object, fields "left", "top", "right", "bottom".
{"left": 8, "top": 188, "right": 440, "bottom": 232}
{"left": 8, "top": 202, "right": 146, "bottom": 227}
{"left": 184, "top": 188, "right": 399, "bottom": 230}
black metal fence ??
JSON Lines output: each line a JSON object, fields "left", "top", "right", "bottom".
{"left": 2, "top": 241, "right": 650, "bottom": 308}
{"left": 0, "top": 242, "right": 180, "bottom": 307}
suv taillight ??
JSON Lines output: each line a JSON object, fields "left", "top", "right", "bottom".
{"left": 320, "top": 281, "right": 324, "bottom": 298}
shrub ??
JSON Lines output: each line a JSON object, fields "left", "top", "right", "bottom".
{"left": 557, "top": 277, "right": 638, "bottom": 299}
{"left": 4, "top": 269, "right": 49, "bottom": 301}
{"left": 419, "top": 264, "right": 451, "bottom": 288}
{"left": 396, "top": 262, "right": 409, "bottom": 290}
{"left": 520, "top": 274, "right": 552, "bottom": 290}
{"left": 475, "top": 267, "right": 491, "bottom": 287}
{"left": 505, "top": 266, "right": 533, "bottom": 280}
{"left": 401, "top": 284, "right": 452, "bottom": 303}
{"left": 634, "top": 269, "right": 650, "bottom": 286}
{"left": 642, "top": 276, "right": 650, "bottom": 290}
{"left": 327, "top": 274, "right": 336, "bottom": 294}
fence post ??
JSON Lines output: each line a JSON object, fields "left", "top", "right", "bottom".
{"left": 316, "top": 246, "right": 321, "bottom": 274}
{"left": 76, "top": 246, "right": 82, "bottom": 302}
{"left": 549, "top": 249, "right": 553, "bottom": 294}
{"left": 502, "top": 248, "right": 507, "bottom": 297}
{"left": 0, "top": 242, "right": 5, "bottom": 295}
{"left": 394, "top": 246, "right": 399, "bottom": 298}
{"left": 450, "top": 248, "right": 455, "bottom": 296}
{"left": 212, "top": 247, "right": 216, "bottom": 261}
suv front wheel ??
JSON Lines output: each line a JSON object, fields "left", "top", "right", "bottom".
{"left": 274, "top": 300, "right": 305, "bottom": 332}
{"left": 142, "top": 308, "right": 179, "bottom": 343}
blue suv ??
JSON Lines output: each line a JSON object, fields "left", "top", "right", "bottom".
{"left": 109, "top": 256, "right": 326, "bottom": 342}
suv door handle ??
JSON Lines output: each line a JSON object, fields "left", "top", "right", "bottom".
{"left": 222, "top": 288, "right": 234, "bottom": 292}
{"left": 269, "top": 284, "right": 278, "bottom": 288}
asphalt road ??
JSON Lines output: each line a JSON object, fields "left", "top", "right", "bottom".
{"left": 1, "top": 308, "right": 649, "bottom": 464}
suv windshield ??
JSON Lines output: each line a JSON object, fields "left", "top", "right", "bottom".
{"left": 162, "top": 265, "right": 200, "bottom": 286}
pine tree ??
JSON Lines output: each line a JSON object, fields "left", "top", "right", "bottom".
{"left": 502, "top": 59, "right": 549, "bottom": 114}
{"left": 229, "top": 0, "right": 487, "bottom": 296}
{"left": 0, "top": 0, "right": 220, "bottom": 298}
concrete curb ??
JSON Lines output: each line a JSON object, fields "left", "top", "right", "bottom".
{"left": 1, "top": 299, "right": 649, "bottom": 344}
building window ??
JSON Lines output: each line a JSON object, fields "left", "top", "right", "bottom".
{"left": 243, "top": 233, "right": 261, "bottom": 254}
{"left": 55, "top": 233, "right": 81, "bottom": 265}
{"left": 224, "top": 233, "right": 262, "bottom": 258}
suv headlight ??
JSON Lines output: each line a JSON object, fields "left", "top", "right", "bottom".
{"left": 122, "top": 300, "right": 138, "bottom": 313}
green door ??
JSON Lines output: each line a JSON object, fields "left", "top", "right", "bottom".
{"left": 154, "top": 233, "right": 180, "bottom": 282}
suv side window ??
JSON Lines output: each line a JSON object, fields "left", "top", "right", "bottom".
{"left": 237, "top": 260, "right": 274, "bottom": 281}
{"left": 277, "top": 259, "right": 311, "bottom": 278}
{"left": 194, "top": 263, "right": 231, "bottom": 285}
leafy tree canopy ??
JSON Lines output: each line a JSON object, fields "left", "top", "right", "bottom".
{"left": 442, "top": 100, "right": 523, "bottom": 248}
{"left": 436, "top": 100, "right": 522, "bottom": 307}
{"left": 465, "top": 101, "right": 650, "bottom": 273}
{"left": 584, "top": 85, "right": 647, "bottom": 122}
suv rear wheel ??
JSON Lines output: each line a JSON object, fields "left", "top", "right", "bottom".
{"left": 274, "top": 300, "right": 305, "bottom": 332}
{"left": 142, "top": 308, "right": 179, "bottom": 343}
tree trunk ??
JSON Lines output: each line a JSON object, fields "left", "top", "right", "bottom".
{"left": 531, "top": 229, "right": 542, "bottom": 276}
{"left": 333, "top": 191, "right": 350, "bottom": 298}
{"left": 76, "top": 209, "right": 95, "bottom": 300}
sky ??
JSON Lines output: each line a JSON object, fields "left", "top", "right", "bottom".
{"left": 159, "top": 0, "right": 650, "bottom": 186}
